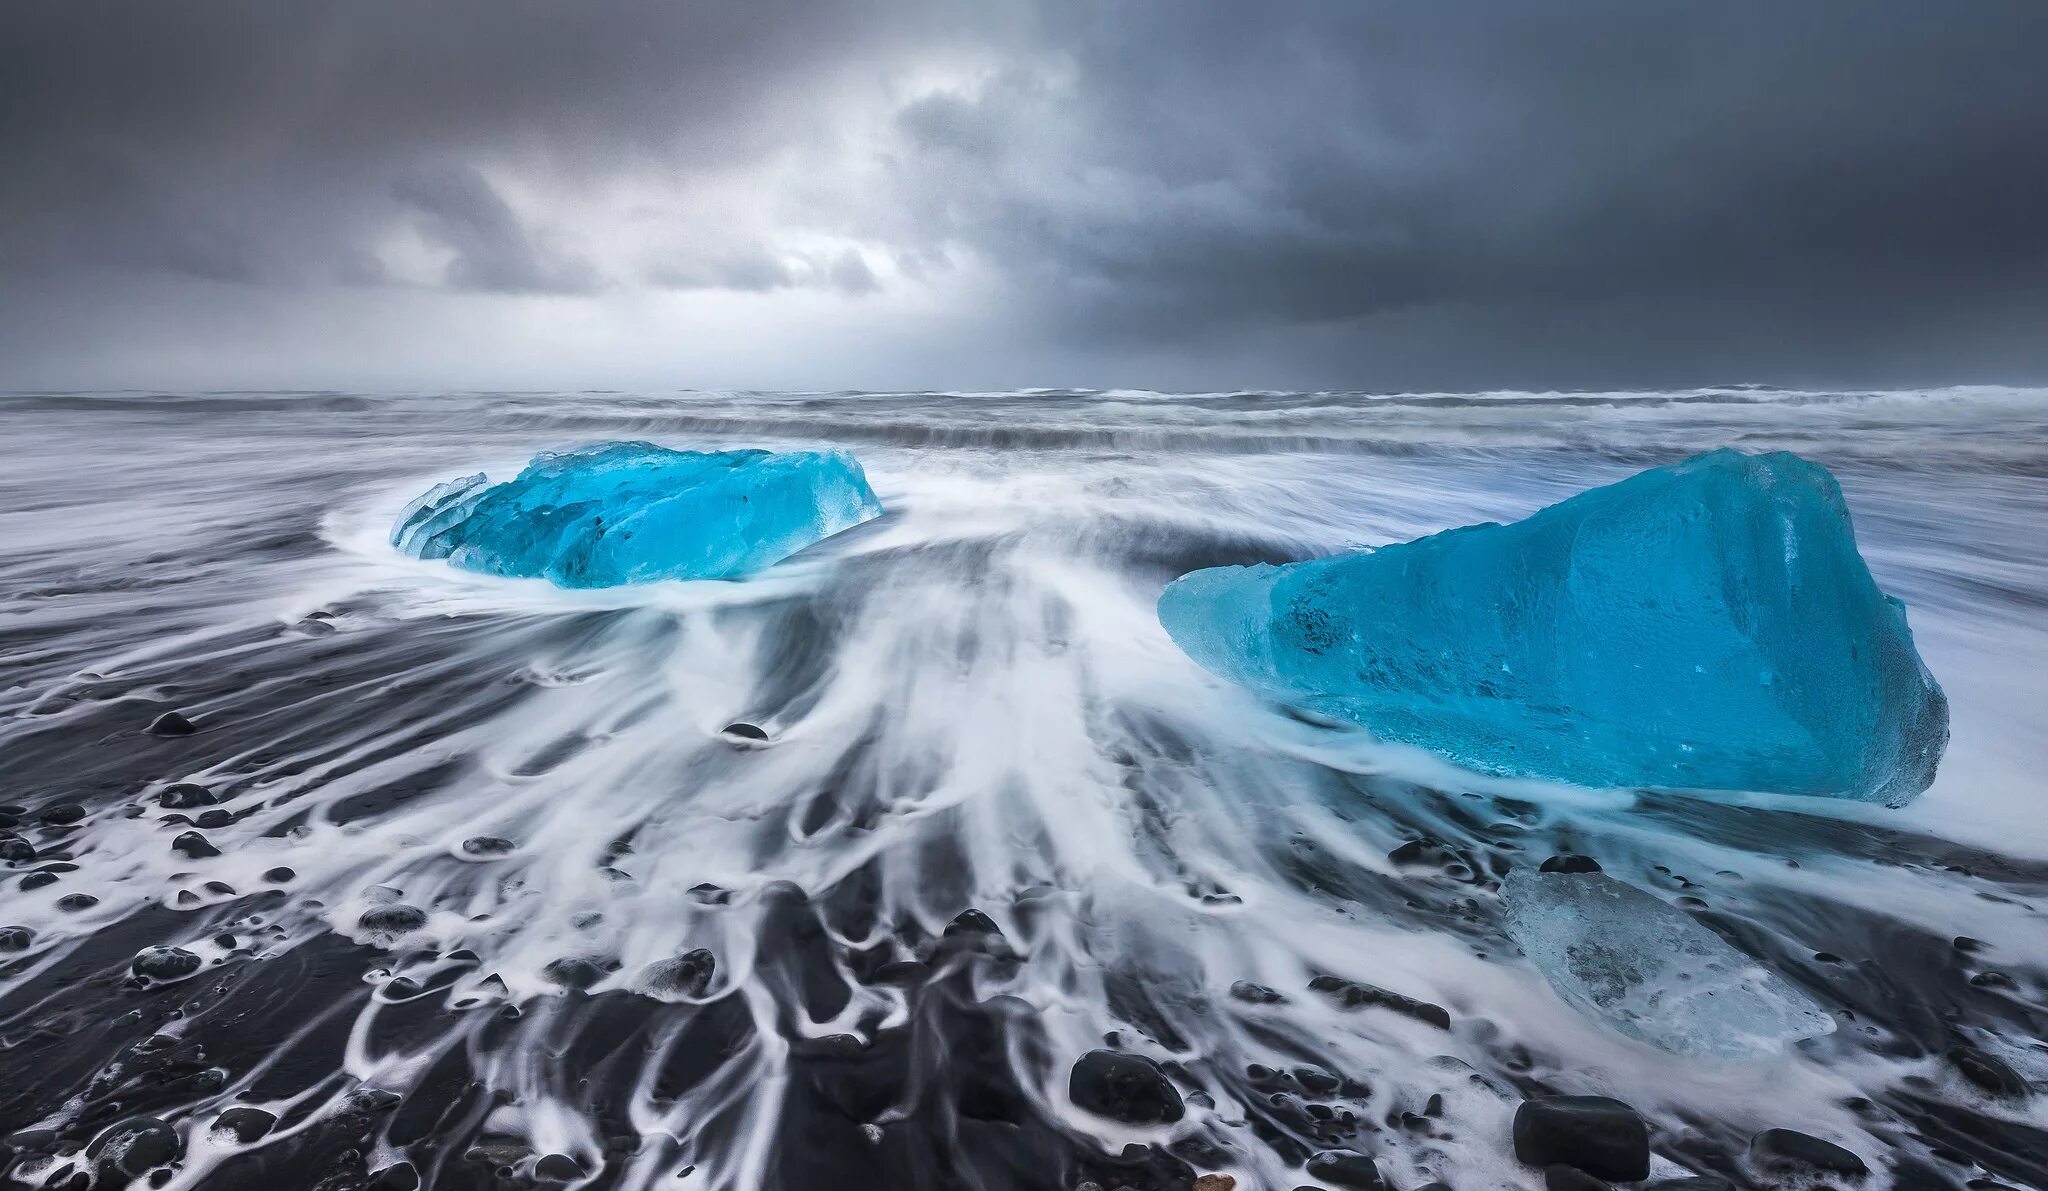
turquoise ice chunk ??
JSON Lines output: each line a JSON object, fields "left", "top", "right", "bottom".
{"left": 1503, "top": 868, "right": 1835, "bottom": 1059}
{"left": 391, "top": 441, "right": 883, "bottom": 586}
{"left": 1158, "top": 449, "right": 1946, "bottom": 804}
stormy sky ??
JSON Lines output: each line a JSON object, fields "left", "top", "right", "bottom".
{"left": 5, "top": 1, "right": 2047, "bottom": 392}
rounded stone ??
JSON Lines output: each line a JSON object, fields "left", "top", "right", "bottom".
{"left": 86, "top": 1116, "right": 182, "bottom": 1178}
{"left": 358, "top": 904, "right": 428, "bottom": 934}
{"left": 132, "top": 946, "right": 203, "bottom": 982}
{"left": 1068, "top": 1050, "right": 1184, "bottom": 1125}
{"left": 1512, "top": 1096, "right": 1650, "bottom": 1183}
{"left": 146, "top": 711, "right": 197, "bottom": 737}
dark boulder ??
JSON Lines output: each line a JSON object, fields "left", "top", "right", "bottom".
{"left": 1748, "top": 1128, "right": 1868, "bottom": 1179}
{"left": 86, "top": 1116, "right": 182, "bottom": 1179}
{"left": 131, "top": 946, "right": 202, "bottom": 982}
{"left": 1512, "top": 1096, "right": 1650, "bottom": 1182}
{"left": 146, "top": 711, "right": 197, "bottom": 737}
{"left": 1069, "top": 1050, "right": 1185, "bottom": 1125}
{"left": 1305, "top": 1149, "right": 1387, "bottom": 1189}
{"left": 212, "top": 1107, "right": 276, "bottom": 1144}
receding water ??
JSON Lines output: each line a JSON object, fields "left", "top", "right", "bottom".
{"left": 1, "top": 387, "right": 2044, "bottom": 1190}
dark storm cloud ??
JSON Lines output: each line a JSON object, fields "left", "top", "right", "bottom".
{"left": 3, "top": 0, "right": 2047, "bottom": 387}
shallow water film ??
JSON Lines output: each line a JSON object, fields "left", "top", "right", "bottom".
{"left": 2, "top": 387, "right": 2046, "bottom": 1191}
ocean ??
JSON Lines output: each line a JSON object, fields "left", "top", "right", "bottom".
{"left": 1, "top": 387, "right": 2044, "bottom": 1190}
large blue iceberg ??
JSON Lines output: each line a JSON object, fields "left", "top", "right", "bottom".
{"left": 392, "top": 441, "right": 883, "bottom": 586}
{"left": 1159, "top": 449, "right": 1947, "bottom": 804}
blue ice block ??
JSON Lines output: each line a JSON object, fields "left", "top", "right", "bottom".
{"left": 392, "top": 441, "right": 883, "bottom": 586}
{"left": 1158, "top": 449, "right": 1947, "bottom": 804}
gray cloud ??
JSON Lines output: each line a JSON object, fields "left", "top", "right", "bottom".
{"left": 3, "top": 0, "right": 2046, "bottom": 389}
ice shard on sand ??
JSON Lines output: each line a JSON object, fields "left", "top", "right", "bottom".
{"left": 1502, "top": 868, "right": 1835, "bottom": 1059}
{"left": 1158, "top": 449, "right": 1946, "bottom": 804}
{"left": 392, "top": 441, "right": 883, "bottom": 587}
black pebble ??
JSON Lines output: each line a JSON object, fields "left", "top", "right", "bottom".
{"left": 535, "top": 1153, "right": 584, "bottom": 1181}
{"left": 1307, "top": 975, "right": 1451, "bottom": 1029}
{"left": 1545, "top": 1165, "right": 1613, "bottom": 1191}
{"left": 542, "top": 956, "right": 610, "bottom": 990}
{"left": 39, "top": 803, "right": 86, "bottom": 825}
{"left": 56, "top": 893, "right": 99, "bottom": 912}
{"left": 462, "top": 835, "right": 516, "bottom": 857}
{"left": 1229, "top": 980, "right": 1287, "bottom": 1004}
{"left": 945, "top": 908, "right": 1001, "bottom": 937}
{"left": 0, "top": 926, "right": 35, "bottom": 951}
{"left": 0, "top": 835, "right": 35, "bottom": 863}
{"left": 158, "top": 783, "right": 218, "bottom": 808}
{"left": 195, "top": 809, "right": 234, "bottom": 829}
{"left": 86, "top": 1116, "right": 182, "bottom": 1178}
{"left": 146, "top": 711, "right": 197, "bottom": 737}
{"left": 1513, "top": 1096, "right": 1650, "bottom": 1182}
{"left": 350, "top": 1087, "right": 402, "bottom": 1113}
{"left": 213, "top": 1106, "right": 276, "bottom": 1143}
{"left": 1306, "top": 1150, "right": 1387, "bottom": 1189}
{"left": 689, "top": 882, "right": 732, "bottom": 905}
{"left": 721, "top": 721, "right": 770, "bottom": 742}
{"left": 263, "top": 866, "right": 296, "bottom": 883}
{"left": 358, "top": 904, "right": 428, "bottom": 934}
{"left": 640, "top": 948, "right": 716, "bottom": 998}
{"left": 172, "top": 830, "right": 220, "bottom": 859}
{"left": 1970, "top": 971, "right": 2017, "bottom": 989}
{"left": 132, "top": 946, "right": 202, "bottom": 981}
{"left": 1540, "top": 854, "right": 1603, "bottom": 874}
{"left": 368, "top": 1163, "right": 421, "bottom": 1191}
{"left": 1068, "top": 1050, "right": 1184, "bottom": 1125}
{"left": 18, "top": 871, "right": 59, "bottom": 891}
{"left": 1748, "top": 1128, "right": 1868, "bottom": 1178}
{"left": 1946, "top": 1046, "right": 2030, "bottom": 1099}
{"left": 1953, "top": 936, "right": 1983, "bottom": 953}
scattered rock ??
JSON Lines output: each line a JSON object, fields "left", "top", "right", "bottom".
{"left": 131, "top": 946, "right": 202, "bottom": 982}
{"left": 1228, "top": 980, "right": 1287, "bottom": 1004}
{"left": 0, "top": 926, "right": 35, "bottom": 951}
{"left": 85, "top": 1116, "right": 181, "bottom": 1179}
{"left": 543, "top": 956, "right": 612, "bottom": 991}
{"left": 18, "top": 870, "right": 60, "bottom": 891}
{"left": 535, "top": 1153, "right": 584, "bottom": 1181}
{"left": 1192, "top": 1176, "right": 1237, "bottom": 1191}
{"left": 1748, "top": 1128, "right": 1868, "bottom": 1179}
{"left": 1540, "top": 854, "right": 1603, "bottom": 874}
{"left": 212, "top": 1107, "right": 276, "bottom": 1144}
{"left": 264, "top": 866, "right": 296, "bottom": 883}
{"left": 1947, "top": 1046, "right": 2030, "bottom": 1099}
{"left": 461, "top": 835, "right": 516, "bottom": 858}
{"left": 172, "top": 830, "right": 220, "bottom": 859}
{"left": 689, "top": 882, "right": 732, "bottom": 905}
{"left": 1545, "top": 1165, "right": 1613, "bottom": 1191}
{"left": 1307, "top": 975, "right": 1451, "bottom": 1028}
{"left": 1952, "top": 936, "right": 1983, "bottom": 953}
{"left": 56, "top": 893, "right": 99, "bottom": 912}
{"left": 1305, "top": 1150, "right": 1387, "bottom": 1189}
{"left": 195, "top": 809, "right": 234, "bottom": 829}
{"left": 1069, "top": 1050, "right": 1184, "bottom": 1125}
{"left": 348, "top": 1088, "right": 402, "bottom": 1113}
{"left": 1512, "top": 1096, "right": 1650, "bottom": 1182}
{"left": 720, "top": 721, "right": 770, "bottom": 743}
{"left": 0, "top": 835, "right": 35, "bottom": 863}
{"left": 157, "top": 783, "right": 218, "bottom": 809}
{"left": 358, "top": 904, "right": 428, "bottom": 934}
{"left": 639, "top": 949, "right": 716, "bottom": 999}
{"left": 368, "top": 1163, "right": 421, "bottom": 1191}
{"left": 146, "top": 711, "right": 197, "bottom": 737}
{"left": 1646, "top": 1179, "right": 1735, "bottom": 1190}
{"left": 38, "top": 804, "right": 86, "bottom": 825}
